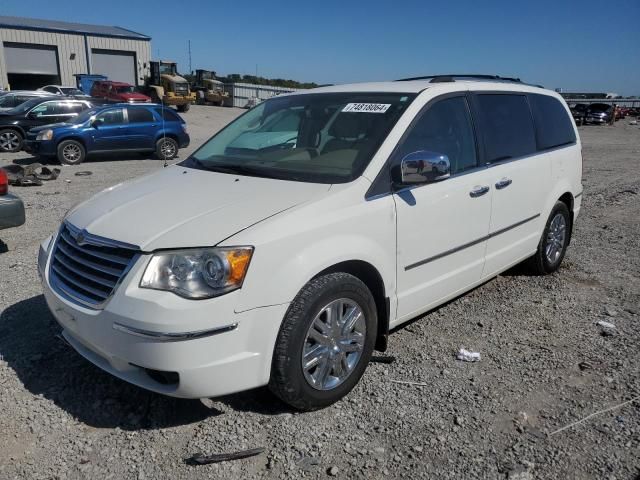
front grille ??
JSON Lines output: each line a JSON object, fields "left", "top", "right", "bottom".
{"left": 49, "top": 223, "right": 139, "bottom": 308}
{"left": 174, "top": 83, "right": 189, "bottom": 95}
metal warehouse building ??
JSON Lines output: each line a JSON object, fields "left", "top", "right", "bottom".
{"left": 0, "top": 16, "right": 151, "bottom": 91}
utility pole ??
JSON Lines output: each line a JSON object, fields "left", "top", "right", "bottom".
{"left": 188, "top": 40, "right": 192, "bottom": 75}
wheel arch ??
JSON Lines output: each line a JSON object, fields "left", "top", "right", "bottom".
{"left": 558, "top": 191, "right": 575, "bottom": 244}
{"left": 56, "top": 135, "right": 87, "bottom": 149}
{"left": 311, "top": 260, "right": 390, "bottom": 352}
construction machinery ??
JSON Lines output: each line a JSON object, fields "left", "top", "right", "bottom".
{"left": 192, "top": 69, "right": 232, "bottom": 107}
{"left": 143, "top": 61, "right": 196, "bottom": 112}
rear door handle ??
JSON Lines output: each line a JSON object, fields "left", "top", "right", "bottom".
{"left": 469, "top": 185, "right": 490, "bottom": 198}
{"left": 495, "top": 178, "right": 513, "bottom": 190}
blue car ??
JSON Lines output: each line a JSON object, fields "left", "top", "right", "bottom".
{"left": 24, "top": 104, "right": 190, "bottom": 165}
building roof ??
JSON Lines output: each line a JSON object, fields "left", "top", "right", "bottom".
{"left": 0, "top": 15, "right": 150, "bottom": 40}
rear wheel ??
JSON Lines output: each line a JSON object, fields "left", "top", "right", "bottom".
{"left": 0, "top": 129, "right": 23, "bottom": 152}
{"left": 269, "top": 273, "right": 377, "bottom": 411}
{"left": 527, "top": 201, "right": 571, "bottom": 274}
{"left": 57, "top": 140, "right": 86, "bottom": 165}
{"left": 177, "top": 103, "right": 190, "bottom": 112}
{"left": 155, "top": 137, "right": 178, "bottom": 160}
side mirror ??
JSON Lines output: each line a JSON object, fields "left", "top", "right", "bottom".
{"left": 396, "top": 150, "right": 451, "bottom": 185}
{"left": 91, "top": 118, "right": 103, "bottom": 128}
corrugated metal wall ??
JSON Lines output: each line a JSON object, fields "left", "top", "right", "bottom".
{"left": 0, "top": 27, "right": 150, "bottom": 89}
{"left": 226, "top": 82, "right": 301, "bottom": 108}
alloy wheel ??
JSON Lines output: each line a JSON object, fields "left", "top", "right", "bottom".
{"left": 160, "top": 140, "right": 176, "bottom": 158}
{"left": 0, "top": 132, "right": 20, "bottom": 151}
{"left": 301, "top": 298, "right": 366, "bottom": 391}
{"left": 545, "top": 213, "right": 567, "bottom": 264}
{"left": 63, "top": 143, "right": 81, "bottom": 162}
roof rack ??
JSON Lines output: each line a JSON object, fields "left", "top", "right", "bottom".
{"left": 396, "top": 74, "right": 524, "bottom": 83}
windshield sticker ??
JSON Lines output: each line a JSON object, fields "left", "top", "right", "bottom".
{"left": 342, "top": 103, "right": 391, "bottom": 113}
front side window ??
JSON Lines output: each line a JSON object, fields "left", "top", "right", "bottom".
{"left": 96, "top": 108, "right": 124, "bottom": 125}
{"left": 43, "top": 86, "right": 57, "bottom": 94}
{"left": 529, "top": 94, "right": 576, "bottom": 150}
{"left": 29, "top": 102, "right": 60, "bottom": 117}
{"left": 394, "top": 96, "right": 477, "bottom": 175}
{"left": 127, "top": 107, "right": 154, "bottom": 123}
{"left": 474, "top": 94, "right": 537, "bottom": 162}
{"left": 186, "top": 92, "right": 416, "bottom": 183}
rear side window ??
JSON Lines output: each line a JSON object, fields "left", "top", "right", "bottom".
{"left": 529, "top": 94, "right": 576, "bottom": 150}
{"left": 127, "top": 107, "right": 154, "bottom": 123}
{"left": 154, "top": 107, "right": 181, "bottom": 121}
{"left": 474, "top": 94, "right": 536, "bottom": 162}
{"left": 96, "top": 109, "right": 124, "bottom": 125}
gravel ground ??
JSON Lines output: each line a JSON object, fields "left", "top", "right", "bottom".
{"left": 0, "top": 107, "right": 638, "bottom": 480}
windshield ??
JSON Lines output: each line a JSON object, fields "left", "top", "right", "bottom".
{"left": 61, "top": 87, "right": 85, "bottom": 96}
{"left": 185, "top": 92, "right": 415, "bottom": 183}
{"left": 115, "top": 86, "right": 135, "bottom": 94}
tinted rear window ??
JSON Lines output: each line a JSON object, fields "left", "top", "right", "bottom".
{"left": 127, "top": 107, "right": 154, "bottom": 123}
{"left": 154, "top": 107, "right": 181, "bottom": 121}
{"left": 529, "top": 94, "right": 576, "bottom": 150}
{"left": 475, "top": 94, "right": 537, "bottom": 162}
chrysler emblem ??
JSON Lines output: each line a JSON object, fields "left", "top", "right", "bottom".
{"left": 75, "top": 232, "right": 87, "bottom": 246}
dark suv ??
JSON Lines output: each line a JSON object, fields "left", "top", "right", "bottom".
{"left": 0, "top": 97, "right": 94, "bottom": 152}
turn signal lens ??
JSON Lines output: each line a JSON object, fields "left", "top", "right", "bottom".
{"left": 225, "top": 249, "right": 253, "bottom": 285}
{"left": 0, "top": 168, "right": 8, "bottom": 195}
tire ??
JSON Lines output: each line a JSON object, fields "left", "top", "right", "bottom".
{"left": 527, "top": 201, "right": 571, "bottom": 274}
{"left": 269, "top": 272, "right": 377, "bottom": 411}
{"left": 177, "top": 103, "right": 190, "bottom": 112}
{"left": 0, "top": 129, "right": 23, "bottom": 152}
{"left": 57, "top": 140, "right": 86, "bottom": 165}
{"left": 155, "top": 137, "right": 178, "bottom": 160}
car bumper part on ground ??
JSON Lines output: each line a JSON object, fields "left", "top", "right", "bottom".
{"left": 0, "top": 193, "right": 26, "bottom": 230}
{"left": 38, "top": 234, "right": 288, "bottom": 399}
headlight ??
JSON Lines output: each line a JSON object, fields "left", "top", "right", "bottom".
{"left": 140, "top": 247, "right": 253, "bottom": 299}
{"left": 36, "top": 129, "right": 53, "bottom": 141}
{"left": 181, "top": 123, "right": 187, "bottom": 133}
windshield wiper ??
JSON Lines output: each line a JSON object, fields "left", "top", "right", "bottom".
{"left": 189, "top": 159, "right": 295, "bottom": 180}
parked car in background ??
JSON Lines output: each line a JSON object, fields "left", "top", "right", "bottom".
{"left": 0, "top": 97, "right": 94, "bottom": 152}
{"left": 0, "top": 168, "right": 25, "bottom": 231}
{"left": 37, "top": 78, "right": 583, "bottom": 410}
{"left": 585, "top": 103, "right": 613, "bottom": 124}
{"left": 24, "top": 104, "right": 189, "bottom": 164}
{"left": 0, "top": 90, "right": 52, "bottom": 111}
{"left": 569, "top": 103, "right": 588, "bottom": 125}
{"left": 38, "top": 85, "right": 91, "bottom": 97}
{"left": 90, "top": 81, "right": 151, "bottom": 104}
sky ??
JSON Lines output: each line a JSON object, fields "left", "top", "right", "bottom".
{"left": 1, "top": 0, "right": 639, "bottom": 95}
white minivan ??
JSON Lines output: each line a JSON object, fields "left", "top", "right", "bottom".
{"left": 39, "top": 75, "right": 582, "bottom": 410}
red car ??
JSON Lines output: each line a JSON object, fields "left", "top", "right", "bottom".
{"left": 90, "top": 80, "right": 151, "bottom": 104}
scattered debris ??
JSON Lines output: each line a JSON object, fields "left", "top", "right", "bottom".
{"left": 370, "top": 355, "right": 396, "bottom": 364}
{"left": 578, "top": 361, "right": 592, "bottom": 371}
{"left": 629, "top": 120, "right": 638, "bottom": 125}
{"left": 549, "top": 395, "right": 640, "bottom": 436}
{"left": 186, "top": 447, "right": 264, "bottom": 465}
{"left": 390, "top": 379, "right": 430, "bottom": 387}
{"left": 327, "top": 466, "right": 339, "bottom": 476}
{"left": 2, "top": 163, "right": 60, "bottom": 186}
{"left": 596, "top": 320, "right": 616, "bottom": 336}
{"left": 75, "top": 171, "right": 93, "bottom": 176}
{"left": 456, "top": 348, "right": 481, "bottom": 362}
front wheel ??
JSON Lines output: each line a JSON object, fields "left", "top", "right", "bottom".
{"left": 57, "top": 140, "right": 86, "bottom": 165}
{"left": 269, "top": 273, "right": 377, "bottom": 411}
{"left": 177, "top": 103, "right": 190, "bottom": 112}
{"left": 0, "top": 129, "right": 23, "bottom": 152}
{"left": 155, "top": 137, "right": 178, "bottom": 160}
{"left": 527, "top": 201, "right": 571, "bottom": 274}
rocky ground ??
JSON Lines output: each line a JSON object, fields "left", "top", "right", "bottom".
{"left": 0, "top": 107, "right": 638, "bottom": 479}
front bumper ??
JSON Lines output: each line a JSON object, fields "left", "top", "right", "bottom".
{"left": 23, "top": 139, "right": 57, "bottom": 156}
{"left": 38, "top": 235, "right": 288, "bottom": 398}
{"left": 0, "top": 193, "right": 26, "bottom": 230}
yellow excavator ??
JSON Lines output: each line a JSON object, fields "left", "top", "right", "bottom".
{"left": 144, "top": 61, "right": 196, "bottom": 112}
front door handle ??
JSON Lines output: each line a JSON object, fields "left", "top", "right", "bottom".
{"left": 495, "top": 178, "right": 513, "bottom": 190}
{"left": 469, "top": 185, "right": 490, "bottom": 198}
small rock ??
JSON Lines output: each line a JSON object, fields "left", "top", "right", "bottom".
{"left": 412, "top": 446, "right": 423, "bottom": 453}
{"left": 604, "top": 307, "right": 618, "bottom": 317}
{"left": 578, "top": 361, "right": 592, "bottom": 371}
{"left": 327, "top": 466, "right": 339, "bottom": 476}
{"left": 454, "top": 416, "right": 464, "bottom": 426}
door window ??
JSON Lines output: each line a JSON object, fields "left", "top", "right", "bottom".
{"left": 29, "top": 102, "right": 62, "bottom": 117}
{"left": 395, "top": 96, "right": 478, "bottom": 175}
{"left": 96, "top": 109, "right": 124, "bottom": 125}
{"left": 66, "top": 102, "right": 88, "bottom": 114}
{"left": 474, "top": 94, "right": 537, "bottom": 162}
{"left": 127, "top": 107, "right": 154, "bottom": 123}
{"left": 529, "top": 94, "right": 576, "bottom": 150}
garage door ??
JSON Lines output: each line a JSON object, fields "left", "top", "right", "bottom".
{"left": 91, "top": 49, "right": 136, "bottom": 85}
{"left": 4, "top": 43, "right": 59, "bottom": 75}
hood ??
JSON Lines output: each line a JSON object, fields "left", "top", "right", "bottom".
{"left": 118, "top": 92, "right": 151, "bottom": 101}
{"left": 161, "top": 73, "right": 189, "bottom": 84}
{"left": 66, "top": 165, "right": 330, "bottom": 251}
{"left": 29, "top": 122, "right": 73, "bottom": 133}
